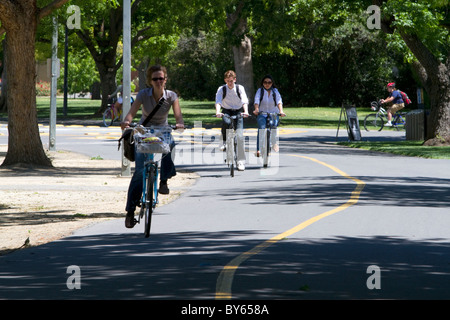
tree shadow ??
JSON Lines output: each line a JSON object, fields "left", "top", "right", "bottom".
{"left": 0, "top": 231, "right": 448, "bottom": 300}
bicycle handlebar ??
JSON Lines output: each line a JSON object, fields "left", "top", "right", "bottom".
{"left": 256, "top": 112, "right": 284, "bottom": 116}
{"left": 126, "top": 123, "right": 185, "bottom": 132}
{"left": 214, "top": 113, "right": 248, "bottom": 119}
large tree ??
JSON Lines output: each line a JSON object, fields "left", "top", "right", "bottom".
{"left": 70, "top": 0, "right": 192, "bottom": 114}
{"left": 373, "top": 0, "right": 449, "bottom": 145}
{"left": 0, "top": 0, "right": 69, "bottom": 167}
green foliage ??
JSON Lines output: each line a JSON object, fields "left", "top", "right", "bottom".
{"left": 166, "top": 31, "right": 233, "bottom": 100}
{"left": 253, "top": 13, "right": 397, "bottom": 107}
{"left": 382, "top": 0, "right": 449, "bottom": 62}
{"left": 57, "top": 48, "right": 100, "bottom": 94}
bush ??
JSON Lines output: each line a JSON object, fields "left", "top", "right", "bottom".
{"left": 166, "top": 32, "right": 233, "bottom": 100}
{"left": 36, "top": 81, "right": 51, "bottom": 96}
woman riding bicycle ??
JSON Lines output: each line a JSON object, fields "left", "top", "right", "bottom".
{"left": 381, "top": 82, "right": 405, "bottom": 127}
{"left": 215, "top": 70, "right": 249, "bottom": 171}
{"left": 121, "top": 65, "right": 184, "bottom": 228}
{"left": 253, "top": 75, "right": 286, "bottom": 157}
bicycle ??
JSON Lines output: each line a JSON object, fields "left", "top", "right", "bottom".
{"left": 102, "top": 96, "right": 134, "bottom": 127}
{"left": 215, "top": 113, "right": 244, "bottom": 177}
{"left": 364, "top": 100, "right": 406, "bottom": 132}
{"left": 257, "top": 112, "right": 282, "bottom": 168}
{"left": 131, "top": 124, "right": 173, "bottom": 238}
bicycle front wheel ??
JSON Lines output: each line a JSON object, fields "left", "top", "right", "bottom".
{"left": 102, "top": 108, "right": 114, "bottom": 127}
{"left": 144, "top": 167, "right": 155, "bottom": 238}
{"left": 364, "top": 114, "right": 385, "bottom": 132}
{"left": 262, "top": 129, "right": 270, "bottom": 168}
{"left": 226, "top": 132, "right": 235, "bottom": 177}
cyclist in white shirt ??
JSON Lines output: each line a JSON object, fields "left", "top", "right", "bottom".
{"left": 215, "top": 70, "right": 249, "bottom": 171}
{"left": 253, "top": 75, "right": 286, "bottom": 157}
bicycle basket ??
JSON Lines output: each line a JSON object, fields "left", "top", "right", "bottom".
{"left": 370, "top": 101, "right": 379, "bottom": 111}
{"left": 134, "top": 126, "right": 172, "bottom": 154}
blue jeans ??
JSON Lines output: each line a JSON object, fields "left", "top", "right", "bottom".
{"left": 125, "top": 141, "right": 176, "bottom": 212}
{"left": 256, "top": 114, "right": 279, "bottom": 151}
{"left": 221, "top": 109, "right": 246, "bottom": 162}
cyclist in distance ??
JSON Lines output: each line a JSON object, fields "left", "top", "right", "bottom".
{"left": 121, "top": 65, "right": 184, "bottom": 228}
{"left": 381, "top": 82, "right": 405, "bottom": 126}
{"left": 108, "top": 79, "right": 124, "bottom": 115}
{"left": 253, "top": 75, "right": 286, "bottom": 157}
{"left": 215, "top": 70, "right": 249, "bottom": 171}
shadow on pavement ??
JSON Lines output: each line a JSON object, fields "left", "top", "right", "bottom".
{"left": 0, "top": 230, "right": 448, "bottom": 300}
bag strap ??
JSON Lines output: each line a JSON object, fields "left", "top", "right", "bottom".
{"left": 118, "top": 90, "right": 166, "bottom": 149}
{"left": 142, "top": 91, "right": 167, "bottom": 127}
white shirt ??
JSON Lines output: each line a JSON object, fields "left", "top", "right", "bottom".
{"left": 215, "top": 84, "right": 249, "bottom": 110}
{"left": 254, "top": 87, "right": 283, "bottom": 113}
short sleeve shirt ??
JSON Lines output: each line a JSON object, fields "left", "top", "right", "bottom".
{"left": 254, "top": 88, "right": 283, "bottom": 113}
{"left": 215, "top": 84, "right": 249, "bottom": 110}
{"left": 390, "top": 90, "right": 404, "bottom": 104}
{"left": 135, "top": 88, "right": 178, "bottom": 126}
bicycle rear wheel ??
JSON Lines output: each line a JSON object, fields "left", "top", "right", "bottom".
{"left": 144, "top": 166, "right": 155, "bottom": 238}
{"left": 393, "top": 114, "right": 406, "bottom": 131}
{"left": 102, "top": 107, "right": 114, "bottom": 127}
{"left": 364, "top": 114, "right": 385, "bottom": 131}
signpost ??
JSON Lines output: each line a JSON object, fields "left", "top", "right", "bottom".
{"left": 337, "top": 104, "right": 362, "bottom": 141}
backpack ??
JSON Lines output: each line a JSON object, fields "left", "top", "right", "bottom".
{"left": 258, "top": 87, "right": 277, "bottom": 106}
{"left": 222, "top": 84, "right": 241, "bottom": 100}
{"left": 399, "top": 90, "right": 411, "bottom": 106}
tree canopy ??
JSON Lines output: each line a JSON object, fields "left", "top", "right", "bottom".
{"left": 0, "top": 0, "right": 448, "bottom": 167}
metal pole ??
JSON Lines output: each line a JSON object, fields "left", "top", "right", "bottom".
{"left": 63, "top": 25, "right": 68, "bottom": 117}
{"left": 49, "top": 16, "right": 58, "bottom": 151}
{"left": 121, "top": 0, "right": 132, "bottom": 176}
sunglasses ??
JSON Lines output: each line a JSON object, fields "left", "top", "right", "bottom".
{"left": 152, "top": 77, "right": 166, "bottom": 81}
{"left": 263, "top": 81, "right": 272, "bottom": 84}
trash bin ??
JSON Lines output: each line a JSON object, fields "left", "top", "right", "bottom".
{"left": 406, "top": 109, "right": 425, "bottom": 141}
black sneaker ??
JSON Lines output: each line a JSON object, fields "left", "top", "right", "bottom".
{"left": 159, "top": 180, "right": 170, "bottom": 195}
{"left": 125, "top": 211, "right": 136, "bottom": 228}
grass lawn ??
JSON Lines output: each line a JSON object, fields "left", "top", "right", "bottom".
{"left": 33, "top": 97, "right": 376, "bottom": 128}
{"left": 338, "top": 141, "right": 450, "bottom": 159}
{"left": 3, "top": 97, "right": 444, "bottom": 160}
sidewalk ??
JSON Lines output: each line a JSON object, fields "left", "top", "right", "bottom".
{"left": 0, "top": 146, "right": 198, "bottom": 256}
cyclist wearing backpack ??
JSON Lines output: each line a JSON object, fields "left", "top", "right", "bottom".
{"left": 215, "top": 70, "right": 249, "bottom": 171}
{"left": 381, "top": 82, "right": 405, "bottom": 126}
{"left": 253, "top": 75, "right": 286, "bottom": 157}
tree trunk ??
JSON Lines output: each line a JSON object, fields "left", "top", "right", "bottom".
{"left": 0, "top": 39, "right": 7, "bottom": 113}
{"left": 1, "top": 5, "right": 52, "bottom": 167}
{"left": 374, "top": 0, "right": 450, "bottom": 145}
{"left": 399, "top": 31, "right": 450, "bottom": 145}
{"left": 232, "top": 35, "right": 255, "bottom": 104}
{"left": 226, "top": 1, "right": 255, "bottom": 106}
{"left": 97, "top": 65, "right": 119, "bottom": 114}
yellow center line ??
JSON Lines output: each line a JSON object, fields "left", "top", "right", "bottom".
{"left": 215, "top": 154, "right": 366, "bottom": 300}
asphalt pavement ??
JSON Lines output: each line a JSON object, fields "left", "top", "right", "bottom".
{"left": 0, "top": 122, "right": 449, "bottom": 302}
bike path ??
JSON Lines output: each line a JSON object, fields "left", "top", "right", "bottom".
{"left": 0, "top": 128, "right": 449, "bottom": 300}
